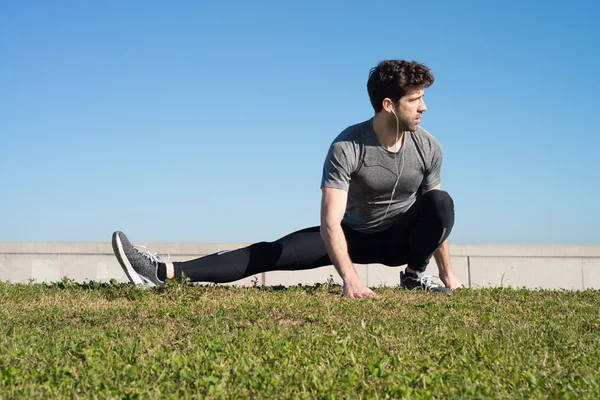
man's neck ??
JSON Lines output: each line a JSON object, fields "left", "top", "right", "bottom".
{"left": 372, "top": 113, "right": 405, "bottom": 153}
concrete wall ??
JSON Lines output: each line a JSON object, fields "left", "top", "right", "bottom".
{"left": 1, "top": 242, "right": 599, "bottom": 290}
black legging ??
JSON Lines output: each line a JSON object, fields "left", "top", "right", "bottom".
{"left": 171, "top": 190, "right": 455, "bottom": 283}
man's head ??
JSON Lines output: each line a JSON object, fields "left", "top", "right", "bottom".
{"left": 367, "top": 60, "right": 434, "bottom": 132}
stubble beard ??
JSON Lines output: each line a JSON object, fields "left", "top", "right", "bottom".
{"left": 399, "top": 114, "right": 417, "bottom": 133}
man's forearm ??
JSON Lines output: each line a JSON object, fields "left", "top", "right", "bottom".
{"left": 321, "top": 226, "right": 359, "bottom": 282}
{"left": 433, "top": 239, "right": 453, "bottom": 276}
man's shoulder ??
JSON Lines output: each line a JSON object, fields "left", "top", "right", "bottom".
{"left": 332, "top": 118, "right": 373, "bottom": 144}
{"left": 412, "top": 126, "right": 441, "bottom": 152}
{"left": 323, "top": 119, "right": 372, "bottom": 170}
{"left": 413, "top": 125, "right": 438, "bottom": 142}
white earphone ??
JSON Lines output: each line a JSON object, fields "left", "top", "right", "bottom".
{"left": 365, "top": 106, "right": 405, "bottom": 230}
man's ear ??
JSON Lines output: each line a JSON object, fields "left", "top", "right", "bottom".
{"left": 382, "top": 98, "right": 395, "bottom": 113}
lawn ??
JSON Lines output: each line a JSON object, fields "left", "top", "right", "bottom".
{"left": 1, "top": 279, "right": 599, "bottom": 399}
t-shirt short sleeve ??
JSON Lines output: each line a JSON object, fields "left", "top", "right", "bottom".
{"left": 421, "top": 139, "right": 442, "bottom": 190}
{"left": 320, "top": 140, "right": 357, "bottom": 191}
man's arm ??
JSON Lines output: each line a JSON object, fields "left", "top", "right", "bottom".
{"left": 433, "top": 239, "right": 462, "bottom": 289}
{"left": 422, "top": 184, "right": 463, "bottom": 289}
{"left": 320, "top": 187, "right": 377, "bottom": 298}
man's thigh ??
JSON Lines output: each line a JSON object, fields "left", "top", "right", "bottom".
{"left": 378, "top": 198, "right": 428, "bottom": 266}
{"left": 282, "top": 224, "right": 386, "bottom": 267}
{"left": 342, "top": 224, "right": 385, "bottom": 265}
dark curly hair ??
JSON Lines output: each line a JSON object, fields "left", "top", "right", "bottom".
{"left": 367, "top": 60, "right": 434, "bottom": 113}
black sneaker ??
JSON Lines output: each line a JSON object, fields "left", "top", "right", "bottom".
{"left": 112, "top": 231, "right": 167, "bottom": 287}
{"left": 400, "top": 270, "right": 452, "bottom": 296}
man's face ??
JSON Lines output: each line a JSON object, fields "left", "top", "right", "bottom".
{"left": 390, "top": 88, "right": 427, "bottom": 132}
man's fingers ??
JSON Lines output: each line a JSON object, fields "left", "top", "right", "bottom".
{"left": 345, "top": 290, "right": 378, "bottom": 299}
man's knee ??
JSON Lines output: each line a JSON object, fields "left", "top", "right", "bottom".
{"left": 423, "top": 190, "right": 454, "bottom": 219}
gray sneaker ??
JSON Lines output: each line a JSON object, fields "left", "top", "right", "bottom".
{"left": 112, "top": 231, "right": 167, "bottom": 287}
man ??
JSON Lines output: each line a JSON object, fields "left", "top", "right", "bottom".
{"left": 112, "top": 60, "right": 464, "bottom": 298}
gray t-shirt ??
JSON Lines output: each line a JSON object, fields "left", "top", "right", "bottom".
{"left": 321, "top": 118, "right": 442, "bottom": 233}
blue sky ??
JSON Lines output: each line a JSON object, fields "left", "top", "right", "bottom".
{"left": 1, "top": 0, "right": 599, "bottom": 245}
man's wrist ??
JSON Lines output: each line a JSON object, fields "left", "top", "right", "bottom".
{"left": 439, "top": 270, "right": 454, "bottom": 279}
{"left": 341, "top": 270, "right": 360, "bottom": 284}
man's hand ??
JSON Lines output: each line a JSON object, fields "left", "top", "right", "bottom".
{"left": 343, "top": 279, "right": 378, "bottom": 299}
{"left": 440, "top": 272, "right": 464, "bottom": 290}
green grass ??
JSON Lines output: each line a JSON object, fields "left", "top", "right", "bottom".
{"left": 1, "top": 279, "right": 599, "bottom": 399}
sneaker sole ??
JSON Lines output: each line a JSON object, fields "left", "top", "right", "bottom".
{"left": 112, "top": 232, "right": 145, "bottom": 285}
{"left": 140, "top": 275, "right": 157, "bottom": 287}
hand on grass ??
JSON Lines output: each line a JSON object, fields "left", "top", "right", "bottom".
{"left": 343, "top": 280, "right": 378, "bottom": 299}
{"left": 440, "top": 273, "right": 464, "bottom": 290}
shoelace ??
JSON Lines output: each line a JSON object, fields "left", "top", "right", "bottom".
{"left": 418, "top": 275, "right": 443, "bottom": 288}
{"left": 134, "top": 245, "right": 171, "bottom": 265}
